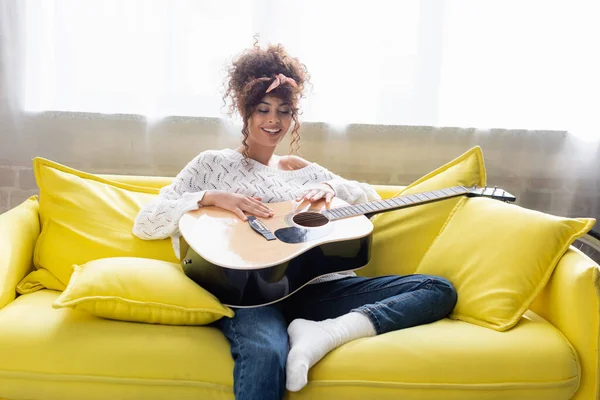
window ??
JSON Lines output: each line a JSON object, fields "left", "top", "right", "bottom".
{"left": 22, "top": 0, "right": 600, "bottom": 138}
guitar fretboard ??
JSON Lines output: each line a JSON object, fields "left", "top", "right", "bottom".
{"left": 322, "top": 186, "right": 469, "bottom": 221}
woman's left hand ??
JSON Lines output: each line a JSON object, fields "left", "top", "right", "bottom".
{"left": 296, "top": 183, "right": 336, "bottom": 206}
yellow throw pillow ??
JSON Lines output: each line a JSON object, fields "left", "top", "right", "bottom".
{"left": 32, "top": 157, "right": 177, "bottom": 287}
{"left": 52, "top": 257, "right": 234, "bottom": 325}
{"left": 360, "top": 146, "right": 487, "bottom": 277}
{"left": 416, "top": 197, "right": 596, "bottom": 331}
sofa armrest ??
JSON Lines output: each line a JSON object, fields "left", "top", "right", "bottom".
{"left": 0, "top": 196, "right": 40, "bottom": 309}
{"left": 530, "top": 248, "right": 600, "bottom": 400}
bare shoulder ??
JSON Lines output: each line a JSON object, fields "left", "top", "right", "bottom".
{"left": 278, "top": 155, "right": 313, "bottom": 171}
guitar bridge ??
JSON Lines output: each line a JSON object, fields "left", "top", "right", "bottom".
{"left": 247, "top": 216, "right": 276, "bottom": 241}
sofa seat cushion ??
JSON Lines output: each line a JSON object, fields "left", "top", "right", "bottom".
{"left": 301, "top": 313, "right": 580, "bottom": 400}
{"left": 0, "top": 291, "right": 580, "bottom": 400}
{"left": 0, "top": 290, "right": 234, "bottom": 400}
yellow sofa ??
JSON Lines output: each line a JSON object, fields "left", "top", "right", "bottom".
{"left": 0, "top": 175, "right": 598, "bottom": 400}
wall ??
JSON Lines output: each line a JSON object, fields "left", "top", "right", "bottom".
{"left": 1, "top": 108, "right": 599, "bottom": 224}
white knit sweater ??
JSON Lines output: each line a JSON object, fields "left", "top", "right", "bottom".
{"left": 133, "top": 148, "right": 380, "bottom": 283}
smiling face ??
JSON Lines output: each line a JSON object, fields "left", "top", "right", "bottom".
{"left": 246, "top": 95, "right": 294, "bottom": 150}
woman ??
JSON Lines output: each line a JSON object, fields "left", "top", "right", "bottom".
{"left": 133, "top": 43, "right": 457, "bottom": 400}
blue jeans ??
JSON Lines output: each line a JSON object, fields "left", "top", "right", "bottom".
{"left": 213, "top": 274, "right": 457, "bottom": 400}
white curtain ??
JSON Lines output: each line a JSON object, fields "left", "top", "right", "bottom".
{"left": 4, "top": 0, "right": 600, "bottom": 139}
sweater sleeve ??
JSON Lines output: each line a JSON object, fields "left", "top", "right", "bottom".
{"left": 325, "top": 177, "right": 381, "bottom": 204}
{"left": 132, "top": 154, "right": 208, "bottom": 240}
{"left": 315, "top": 166, "right": 381, "bottom": 204}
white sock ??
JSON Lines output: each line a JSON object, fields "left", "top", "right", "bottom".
{"left": 286, "top": 312, "right": 376, "bottom": 392}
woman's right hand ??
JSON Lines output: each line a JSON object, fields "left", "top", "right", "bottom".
{"left": 200, "top": 190, "right": 274, "bottom": 221}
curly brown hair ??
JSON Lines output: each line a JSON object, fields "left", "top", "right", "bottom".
{"left": 223, "top": 42, "right": 310, "bottom": 158}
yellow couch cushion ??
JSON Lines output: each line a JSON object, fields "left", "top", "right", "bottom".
{"left": 0, "top": 290, "right": 233, "bottom": 400}
{"left": 0, "top": 291, "right": 579, "bottom": 400}
{"left": 416, "top": 197, "right": 596, "bottom": 331}
{"left": 32, "top": 157, "right": 177, "bottom": 287}
{"left": 52, "top": 257, "right": 233, "bottom": 325}
{"left": 296, "top": 312, "right": 579, "bottom": 400}
{"left": 98, "top": 174, "right": 173, "bottom": 190}
{"left": 360, "top": 146, "right": 486, "bottom": 277}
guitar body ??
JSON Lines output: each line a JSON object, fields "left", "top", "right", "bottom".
{"left": 178, "top": 197, "right": 374, "bottom": 308}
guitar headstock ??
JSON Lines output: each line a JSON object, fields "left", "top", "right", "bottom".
{"left": 466, "top": 186, "right": 516, "bottom": 202}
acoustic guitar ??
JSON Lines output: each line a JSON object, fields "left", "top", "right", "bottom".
{"left": 179, "top": 185, "right": 516, "bottom": 308}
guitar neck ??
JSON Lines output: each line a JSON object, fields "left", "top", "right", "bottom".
{"left": 322, "top": 186, "right": 470, "bottom": 221}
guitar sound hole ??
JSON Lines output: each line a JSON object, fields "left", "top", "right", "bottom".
{"left": 292, "top": 212, "right": 329, "bottom": 228}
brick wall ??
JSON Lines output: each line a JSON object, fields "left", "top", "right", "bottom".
{"left": 0, "top": 113, "right": 599, "bottom": 223}
{"left": 0, "top": 161, "right": 39, "bottom": 212}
